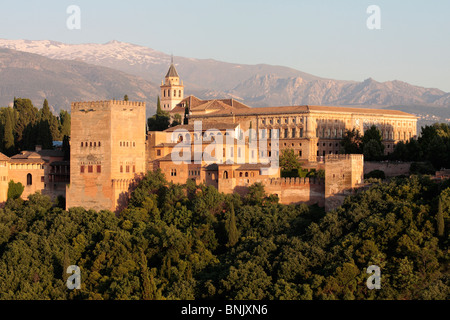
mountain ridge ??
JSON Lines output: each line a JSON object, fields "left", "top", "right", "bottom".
{"left": 0, "top": 39, "right": 448, "bottom": 121}
{"left": 0, "top": 48, "right": 158, "bottom": 115}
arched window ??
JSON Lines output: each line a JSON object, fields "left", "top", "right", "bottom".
{"left": 179, "top": 90, "right": 181, "bottom": 97}
{"left": 27, "top": 173, "right": 32, "bottom": 186}
{"left": 223, "top": 171, "right": 229, "bottom": 179}
{"left": 245, "top": 172, "right": 249, "bottom": 177}
{"left": 81, "top": 142, "right": 83, "bottom": 147}
{"left": 94, "top": 142, "right": 96, "bottom": 147}
{"left": 164, "top": 90, "right": 166, "bottom": 97}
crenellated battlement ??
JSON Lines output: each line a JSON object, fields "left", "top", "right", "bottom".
{"left": 266, "top": 177, "right": 324, "bottom": 186}
{"left": 71, "top": 100, "right": 145, "bottom": 111}
{"left": 325, "top": 154, "right": 364, "bottom": 162}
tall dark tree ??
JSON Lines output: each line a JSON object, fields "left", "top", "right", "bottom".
{"left": 340, "top": 128, "right": 362, "bottom": 154}
{"left": 362, "top": 125, "right": 385, "bottom": 161}
{"left": 3, "top": 110, "right": 15, "bottom": 155}
{"left": 183, "top": 101, "right": 189, "bottom": 125}
{"left": 36, "top": 119, "right": 53, "bottom": 150}
{"left": 124, "top": 95, "right": 129, "bottom": 101}
{"left": 62, "top": 135, "right": 70, "bottom": 161}
{"left": 225, "top": 203, "right": 239, "bottom": 247}
{"left": 148, "top": 96, "right": 170, "bottom": 131}
{"left": 437, "top": 196, "right": 445, "bottom": 237}
{"left": 59, "top": 110, "right": 71, "bottom": 138}
{"left": 40, "top": 99, "right": 60, "bottom": 141}
{"left": 13, "top": 98, "right": 39, "bottom": 150}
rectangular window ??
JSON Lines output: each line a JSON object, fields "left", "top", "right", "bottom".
{"left": 157, "top": 149, "right": 161, "bottom": 156}
{"left": 120, "top": 165, "right": 123, "bottom": 173}
{"left": 133, "top": 165, "right": 136, "bottom": 173}
{"left": 88, "top": 165, "right": 93, "bottom": 173}
{"left": 80, "top": 166, "right": 85, "bottom": 173}
{"left": 292, "top": 128, "right": 296, "bottom": 138}
{"left": 126, "top": 165, "right": 130, "bottom": 173}
{"left": 97, "top": 165, "right": 101, "bottom": 173}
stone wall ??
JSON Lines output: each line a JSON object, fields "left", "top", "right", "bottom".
{"left": 364, "top": 161, "right": 412, "bottom": 177}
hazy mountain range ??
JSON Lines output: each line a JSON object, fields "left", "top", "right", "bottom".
{"left": 0, "top": 39, "right": 448, "bottom": 121}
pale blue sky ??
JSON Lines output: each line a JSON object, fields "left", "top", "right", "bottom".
{"left": 1, "top": 0, "right": 449, "bottom": 91}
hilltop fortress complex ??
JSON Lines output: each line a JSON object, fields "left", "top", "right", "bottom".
{"left": 0, "top": 63, "right": 417, "bottom": 212}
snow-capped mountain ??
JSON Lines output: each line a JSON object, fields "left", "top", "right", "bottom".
{"left": 0, "top": 38, "right": 449, "bottom": 122}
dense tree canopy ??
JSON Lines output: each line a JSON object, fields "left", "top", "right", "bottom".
{"left": 0, "top": 170, "right": 448, "bottom": 300}
{"left": 0, "top": 98, "right": 71, "bottom": 156}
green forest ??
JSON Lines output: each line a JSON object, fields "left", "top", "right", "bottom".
{"left": 0, "top": 98, "right": 70, "bottom": 156}
{"left": 0, "top": 170, "right": 448, "bottom": 300}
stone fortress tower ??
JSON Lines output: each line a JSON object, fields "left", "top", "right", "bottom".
{"left": 65, "top": 100, "right": 146, "bottom": 212}
{"left": 160, "top": 57, "right": 184, "bottom": 111}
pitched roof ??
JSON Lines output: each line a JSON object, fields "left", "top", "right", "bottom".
{"left": 9, "top": 151, "right": 45, "bottom": 164}
{"left": 198, "top": 104, "right": 416, "bottom": 118}
{"left": 10, "top": 158, "right": 45, "bottom": 164}
{"left": 165, "top": 64, "right": 179, "bottom": 78}
{"left": 307, "top": 105, "right": 416, "bottom": 117}
{"left": 168, "top": 105, "right": 186, "bottom": 115}
{"left": 164, "top": 122, "right": 239, "bottom": 132}
{"left": 11, "top": 151, "right": 42, "bottom": 159}
{"left": 0, "top": 152, "right": 10, "bottom": 161}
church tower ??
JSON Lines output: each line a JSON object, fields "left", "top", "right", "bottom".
{"left": 160, "top": 58, "right": 184, "bottom": 111}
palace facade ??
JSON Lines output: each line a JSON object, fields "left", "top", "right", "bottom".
{"left": 0, "top": 62, "right": 418, "bottom": 212}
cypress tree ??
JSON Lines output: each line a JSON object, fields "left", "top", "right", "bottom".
{"left": 124, "top": 95, "right": 129, "bottom": 101}
{"left": 62, "top": 135, "right": 70, "bottom": 161}
{"left": 59, "top": 110, "right": 71, "bottom": 138}
{"left": 226, "top": 203, "right": 239, "bottom": 247}
{"left": 183, "top": 102, "right": 189, "bottom": 125}
{"left": 437, "top": 196, "right": 445, "bottom": 237}
{"left": 156, "top": 96, "right": 162, "bottom": 114}
{"left": 13, "top": 98, "right": 38, "bottom": 149}
{"left": 41, "top": 99, "right": 60, "bottom": 141}
{"left": 3, "top": 111, "right": 15, "bottom": 155}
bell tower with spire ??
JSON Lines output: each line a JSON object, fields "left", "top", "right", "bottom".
{"left": 160, "top": 56, "right": 184, "bottom": 111}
